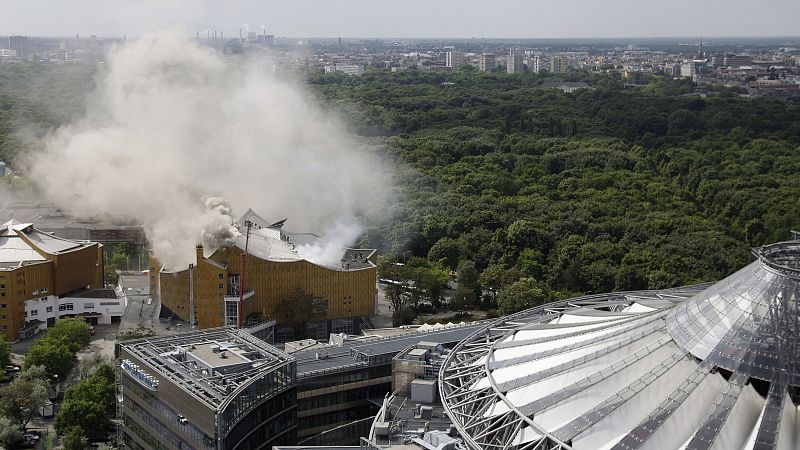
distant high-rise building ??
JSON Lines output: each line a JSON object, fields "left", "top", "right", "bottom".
{"left": 8, "top": 36, "right": 28, "bottom": 60}
{"left": 507, "top": 53, "right": 524, "bottom": 74}
{"left": 446, "top": 50, "right": 465, "bottom": 69}
{"left": 550, "top": 55, "right": 569, "bottom": 74}
{"left": 479, "top": 53, "right": 496, "bottom": 72}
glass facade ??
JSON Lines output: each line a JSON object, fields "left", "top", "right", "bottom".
{"left": 220, "top": 361, "right": 295, "bottom": 436}
{"left": 122, "top": 374, "right": 215, "bottom": 450}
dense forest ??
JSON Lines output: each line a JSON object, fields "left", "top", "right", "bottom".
{"left": 2, "top": 62, "right": 800, "bottom": 315}
{"left": 309, "top": 67, "right": 800, "bottom": 313}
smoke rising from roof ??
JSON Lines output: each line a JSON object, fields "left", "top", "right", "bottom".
{"left": 26, "top": 31, "right": 390, "bottom": 268}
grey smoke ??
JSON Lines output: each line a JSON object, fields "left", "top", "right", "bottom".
{"left": 27, "top": 30, "right": 390, "bottom": 269}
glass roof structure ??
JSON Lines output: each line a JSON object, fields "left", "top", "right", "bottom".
{"left": 440, "top": 240, "right": 800, "bottom": 450}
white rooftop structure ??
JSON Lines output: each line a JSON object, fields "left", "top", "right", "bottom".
{"left": 440, "top": 239, "right": 800, "bottom": 450}
{"left": 0, "top": 219, "right": 91, "bottom": 269}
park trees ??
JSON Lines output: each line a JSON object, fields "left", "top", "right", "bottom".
{"left": 0, "top": 335, "right": 10, "bottom": 367}
{"left": 23, "top": 318, "right": 91, "bottom": 379}
{"left": 56, "top": 363, "right": 116, "bottom": 442}
{"left": 0, "top": 417, "right": 24, "bottom": 450}
{"left": 0, "top": 365, "right": 50, "bottom": 430}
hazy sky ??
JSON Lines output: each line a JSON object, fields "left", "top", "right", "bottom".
{"left": 1, "top": 0, "right": 798, "bottom": 38}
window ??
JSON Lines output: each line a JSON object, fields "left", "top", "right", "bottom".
{"left": 1, "top": 326, "right": 6, "bottom": 331}
{"left": 0, "top": 304, "right": 5, "bottom": 309}
{"left": 218, "top": 274, "right": 224, "bottom": 279}
{"left": 30, "top": 310, "right": 38, "bottom": 316}
{"left": 218, "top": 284, "right": 224, "bottom": 289}
{"left": 0, "top": 293, "right": 4, "bottom": 297}
{"left": 0, "top": 284, "right": 5, "bottom": 289}
{"left": 99, "top": 302, "right": 119, "bottom": 306}
{"left": 1, "top": 315, "right": 5, "bottom": 320}
{"left": 46, "top": 306, "right": 53, "bottom": 313}
{"left": 59, "top": 303, "right": 74, "bottom": 312}
{"left": 85, "top": 303, "right": 95, "bottom": 309}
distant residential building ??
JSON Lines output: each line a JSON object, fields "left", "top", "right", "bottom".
{"left": 748, "top": 80, "right": 800, "bottom": 98}
{"left": 680, "top": 60, "right": 706, "bottom": 78}
{"left": 0, "top": 49, "right": 16, "bottom": 58}
{"left": 526, "top": 55, "right": 549, "bottom": 73}
{"left": 446, "top": 50, "right": 465, "bottom": 69}
{"left": 479, "top": 53, "right": 496, "bottom": 72}
{"left": 550, "top": 55, "right": 569, "bottom": 74}
{"left": 324, "top": 64, "right": 365, "bottom": 76}
{"left": 8, "top": 36, "right": 28, "bottom": 60}
{"left": 507, "top": 53, "right": 524, "bottom": 74}
{"left": 671, "top": 63, "right": 682, "bottom": 78}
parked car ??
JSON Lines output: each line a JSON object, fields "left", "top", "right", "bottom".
{"left": 4, "top": 365, "right": 20, "bottom": 372}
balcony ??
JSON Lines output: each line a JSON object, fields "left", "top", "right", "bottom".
{"left": 224, "top": 289, "right": 255, "bottom": 302}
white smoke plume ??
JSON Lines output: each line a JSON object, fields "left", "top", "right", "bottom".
{"left": 295, "top": 219, "right": 365, "bottom": 267}
{"left": 26, "top": 31, "right": 390, "bottom": 269}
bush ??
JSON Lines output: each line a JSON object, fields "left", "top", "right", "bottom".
{"left": 392, "top": 306, "right": 416, "bottom": 326}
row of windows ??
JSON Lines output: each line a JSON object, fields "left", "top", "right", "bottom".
{"left": 126, "top": 405, "right": 194, "bottom": 450}
{"left": 297, "top": 382, "right": 389, "bottom": 412}
{"left": 59, "top": 303, "right": 74, "bottom": 312}
{"left": 297, "top": 403, "right": 377, "bottom": 432}
{"left": 224, "top": 389, "right": 296, "bottom": 449}
{"left": 122, "top": 376, "right": 215, "bottom": 450}
{"left": 125, "top": 414, "right": 167, "bottom": 450}
{"left": 299, "top": 365, "right": 392, "bottom": 391}
{"left": 219, "top": 363, "right": 295, "bottom": 436}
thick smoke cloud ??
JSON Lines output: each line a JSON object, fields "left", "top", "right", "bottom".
{"left": 27, "top": 31, "right": 389, "bottom": 268}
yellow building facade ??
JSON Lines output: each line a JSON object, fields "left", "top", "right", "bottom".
{"left": 0, "top": 221, "right": 103, "bottom": 341}
{"left": 153, "top": 213, "right": 377, "bottom": 334}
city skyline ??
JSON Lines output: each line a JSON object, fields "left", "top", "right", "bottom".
{"left": 1, "top": 0, "right": 799, "bottom": 39}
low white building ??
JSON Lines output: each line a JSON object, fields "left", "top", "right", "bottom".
{"left": 324, "top": 64, "right": 365, "bottom": 76}
{"left": 24, "top": 288, "right": 126, "bottom": 334}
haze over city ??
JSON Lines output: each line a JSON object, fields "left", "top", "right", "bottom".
{"left": 2, "top": 1, "right": 800, "bottom": 450}
{"left": 1, "top": 0, "right": 799, "bottom": 38}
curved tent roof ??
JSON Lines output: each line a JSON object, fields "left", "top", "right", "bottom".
{"left": 440, "top": 240, "right": 800, "bottom": 450}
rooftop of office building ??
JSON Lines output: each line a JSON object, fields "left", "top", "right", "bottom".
{"left": 119, "top": 327, "right": 293, "bottom": 409}
{"left": 293, "top": 322, "right": 486, "bottom": 378}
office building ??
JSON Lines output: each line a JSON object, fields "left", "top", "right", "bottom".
{"left": 445, "top": 50, "right": 465, "bottom": 69}
{"left": 292, "top": 323, "right": 482, "bottom": 443}
{"left": 479, "top": 53, "right": 496, "bottom": 72}
{"left": 441, "top": 238, "right": 800, "bottom": 449}
{"left": 0, "top": 220, "right": 104, "bottom": 341}
{"left": 153, "top": 210, "right": 377, "bottom": 340}
{"left": 119, "top": 328, "right": 297, "bottom": 450}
